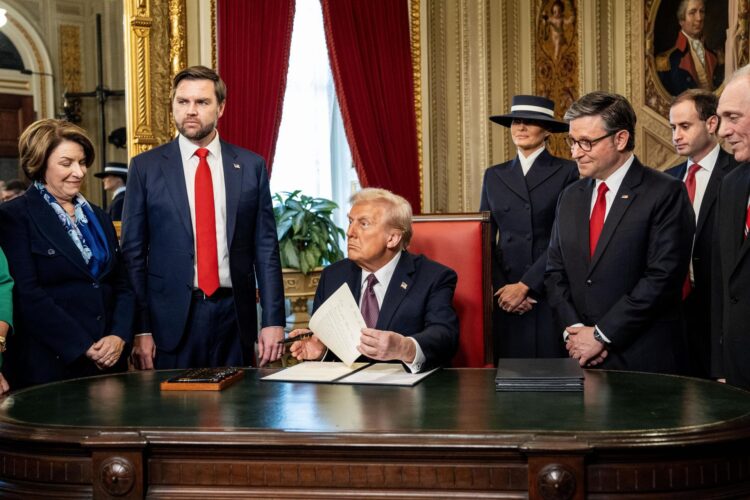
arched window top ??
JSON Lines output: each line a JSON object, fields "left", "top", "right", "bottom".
{"left": 0, "top": 31, "right": 24, "bottom": 71}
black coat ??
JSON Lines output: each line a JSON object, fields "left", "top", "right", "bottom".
{"left": 666, "top": 148, "right": 738, "bottom": 377}
{"left": 107, "top": 190, "right": 125, "bottom": 221}
{"left": 546, "top": 159, "right": 695, "bottom": 374}
{"left": 712, "top": 163, "right": 750, "bottom": 388}
{"left": 0, "top": 187, "right": 135, "bottom": 389}
{"left": 480, "top": 149, "right": 579, "bottom": 359}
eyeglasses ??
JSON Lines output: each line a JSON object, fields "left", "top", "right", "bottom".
{"left": 565, "top": 130, "right": 618, "bottom": 152}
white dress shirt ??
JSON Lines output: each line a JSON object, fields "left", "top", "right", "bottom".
{"left": 590, "top": 154, "right": 635, "bottom": 219}
{"left": 359, "top": 252, "right": 427, "bottom": 373}
{"left": 517, "top": 146, "right": 546, "bottom": 176}
{"left": 178, "top": 133, "right": 232, "bottom": 288}
{"left": 685, "top": 143, "right": 719, "bottom": 218}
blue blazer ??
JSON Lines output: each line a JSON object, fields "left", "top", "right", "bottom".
{"left": 0, "top": 187, "right": 134, "bottom": 388}
{"left": 313, "top": 251, "right": 459, "bottom": 370}
{"left": 120, "top": 139, "right": 285, "bottom": 359}
{"left": 545, "top": 159, "right": 695, "bottom": 374}
{"left": 479, "top": 149, "right": 579, "bottom": 358}
{"left": 666, "top": 148, "right": 738, "bottom": 376}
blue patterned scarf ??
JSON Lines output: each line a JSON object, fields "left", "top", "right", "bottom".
{"left": 35, "top": 182, "right": 110, "bottom": 277}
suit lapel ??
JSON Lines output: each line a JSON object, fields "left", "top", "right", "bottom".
{"left": 26, "top": 188, "right": 93, "bottom": 277}
{"left": 347, "top": 260, "right": 363, "bottom": 304}
{"left": 731, "top": 167, "right": 750, "bottom": 272}
{"left": 159, "top": 140, "right": 193, "bottom": 239}
{"left": 492, "top": 157, "right": 529, "bottom": 201}
{"left": 573, "top": 180, "right": 593, "bottom": 266}
{"left": 696, "top": 150, "right": 730, "bottom": 237}
{"left": 221, "top": 141, "right": 243, "bottom": 249}
{"left": 589, "top": 161, "right": 640, "bottom": 271}
{"left": 525, "top": 149, "right": 563, "bottom": 192}
{"left": 376, "top": 252, "right": 415, "bottom": 330}
{"left": 93, "top": 207, "right": 116, "bottom": 277}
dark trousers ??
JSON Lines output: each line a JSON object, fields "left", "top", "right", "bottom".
{"left": 155, "top": 291, "right": 243, "bottom": 369}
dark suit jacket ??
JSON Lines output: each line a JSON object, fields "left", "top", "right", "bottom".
{"left": 657, "top": 31, "right": 723, "bottom": 95}
{"left": 120, "top": 138, "right": 285, "bottom": 360}
{"left": 107, "top": 190, "right": 125, "bottom": 221}
{"left": 0, "top": 187, "right": 134, "bottom": 389}
{"left": 545, "top": 158, "right": 695, "bottom": 374}
{"left": 666, "top": 149, "right": 738, "bottom": 376}
{"left": 712, "top": 164, "right": 750, "bottom": 388}
{"left": 480, "top": 149, "right": 579, "bottom": 358}
{"left": 313, "top": 251, "right": 459, "bottom": 371}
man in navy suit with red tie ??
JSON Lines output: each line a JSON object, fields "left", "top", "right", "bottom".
{"left": 666, "top": 89, "right": 737, "bottom": 378}
{"left": 545, "top": 92, "right": 694, "bottom": 374}
{"left": 289, "top": 188, "right": 459, "bottom": 372}
{"left": 121, "top": 66, "right": 286, "bottom": 369}
{"left": 713, "top": 64, "right": 750, "bottom": 389}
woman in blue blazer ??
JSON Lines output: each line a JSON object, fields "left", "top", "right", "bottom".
{"left": 0, "top": 119, "right": 134, "bottom": 390}
{"left": 480, "top": 95, "right": 579, "bottom": 360}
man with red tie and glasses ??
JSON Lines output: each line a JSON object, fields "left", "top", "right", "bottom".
{"left": 288, "top": 188, "right": 459, "bottom": 372}
{"left": 121, "top": 66, "right": 286, "bottom": 369}
{"left": 666, "top": 89, "right": 738, "bottom": 379}
{"left": 713, "top": 64, "right": 750, "bottom": 389}
{"left": 545, "top": 92, "right": 694, "bottom": 374}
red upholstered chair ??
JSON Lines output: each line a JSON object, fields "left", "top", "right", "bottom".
{"left": 408, "top": 213, "right": 493, "bottom": 367}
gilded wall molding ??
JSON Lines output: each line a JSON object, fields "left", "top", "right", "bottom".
{"left": 8, "top": 16, "right": 48, "bottom": 117}
{"left": 59, "top": 25, "right": 82, "bottom": 93}
{"left": 125, "top": 0, "right": 187, "bottom": 157}
{"left": 211, "top": 0, "right": 217, "bottom": 69}
{"left": 409, "top": 0, "right": 424, "bottom": 212}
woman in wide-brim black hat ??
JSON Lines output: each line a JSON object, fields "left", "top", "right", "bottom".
{"left": 480, "top": 95, "right": 580, "bottom": 361}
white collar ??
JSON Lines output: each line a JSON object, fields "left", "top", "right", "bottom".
{"left": 688, "top": 143, "right": 720, "bottom": 172}
{"left": 178, "top": 131, "right": 221, "bottom": 164}
{"left": 594, "top": 153, "right": 634, "bottom": 194}
{"left": 361, "top": 251, "right": 402, "bottom": 290}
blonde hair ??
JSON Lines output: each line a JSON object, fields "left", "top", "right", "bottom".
{"left": 19, "top": 119, "right": 95, "bottom": 182}
{"left": 350, "top": 188, "right": 413, "bottom": 250}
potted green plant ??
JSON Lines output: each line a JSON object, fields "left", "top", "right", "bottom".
{"left": 273, "top": 191, "right": 345, "bottom": 331}
{"left": 273, "top": 190, "right": 345, "bottom": 274}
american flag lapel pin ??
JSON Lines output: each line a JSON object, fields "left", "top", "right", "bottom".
{"left": 233, "top": 163, "right": 240, "bottom": 169}
{"left": 621, "top": 195, "right": 629, "bottom": 199}
{"left": 401, "top": 282, "right": 408, "bottom": 289}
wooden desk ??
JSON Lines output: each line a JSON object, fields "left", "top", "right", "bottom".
{"left": 1, "top": 369, "right": 750, "bottom": 499}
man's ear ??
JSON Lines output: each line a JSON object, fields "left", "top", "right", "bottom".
{"left": 614, "top": 130, "right": 630, "bottom": 152}
{"left": 706, "top": 115, "right": 719, "bottom": 135}
{"left": 385, "top": 230, "right": 403, "bottom": 251}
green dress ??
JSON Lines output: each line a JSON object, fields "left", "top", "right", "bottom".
{"left": 0, "top": 247, "right": 13, "bottom": 368}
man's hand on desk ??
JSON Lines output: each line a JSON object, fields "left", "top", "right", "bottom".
{"left": 288, "top": 329, "right": 326, "bottom": 361}
{"left": 565, "top": 325, "right": 606, "bottom": 367}
{"left": 257, "top": 326, "right": 285, "bottom": 367}
{"left": 358, "top": 328, "right": 416, "bottom": 364}
{"left": 131, "top": 334, "right": 156, "bottom": 370}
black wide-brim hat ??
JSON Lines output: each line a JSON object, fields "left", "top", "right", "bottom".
{"left": 489, "top": 95, "right": 569, "bottom": 133}
{"left": 94, "top": 162, "right": 128, "bottom": 180}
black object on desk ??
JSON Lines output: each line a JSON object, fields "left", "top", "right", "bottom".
{"left": 495, "top": 358, "right": 584, "bottom": 392}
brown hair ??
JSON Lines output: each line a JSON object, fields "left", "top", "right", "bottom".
{"left": 18, "top": 119, "right": 95, "bottom": 182}
{"left": 672, "top": 88, "right": 718, "bottom": 121}
{"left": 171, "top": 65, "right": 227, "bottom": 103}
{"left": 564, "top": 91, "right": 637, "bottom": 151}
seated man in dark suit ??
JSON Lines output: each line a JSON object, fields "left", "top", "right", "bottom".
{"left": 289, "top": 188, "right": 459, "bottom": 372}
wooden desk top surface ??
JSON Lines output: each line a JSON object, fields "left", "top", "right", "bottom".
{"left": 2, "top": 368, "right": 750, "bottom": 448}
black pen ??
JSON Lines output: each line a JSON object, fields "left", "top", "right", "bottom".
{"left": 277, "top": 332, "right": 314, "bottom": 345}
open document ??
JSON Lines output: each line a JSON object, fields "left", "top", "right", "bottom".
{"left": 307, "top": 283, "right": 366, "bottom": 366}
{"left": 262, "top": 362, "right": 439, "bottom": 386}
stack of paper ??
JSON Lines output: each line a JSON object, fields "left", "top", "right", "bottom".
{"left": 494, "top": 358, "right": 584, "bottom": 392}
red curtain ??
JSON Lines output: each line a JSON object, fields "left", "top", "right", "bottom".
{"left": 217, "top": 0, "right": 295, "bottom": 175}
{"left": 321, "top": 0, "right": 421, "bottom": 212}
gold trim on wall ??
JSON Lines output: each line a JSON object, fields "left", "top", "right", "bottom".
{"left": 410, "top": 0, "right": 424, "bottom": 212}
{"left": 125, "top": 0, "right": 188, "bottom": 157}
{"left": 211, "top": 0, "right": 217, "bottom": 70}
{"left": 59, "top": 25, "right": 82, "bottom": 93}
{"left": 8, "top": 16, "right": 47, "bottom": 118}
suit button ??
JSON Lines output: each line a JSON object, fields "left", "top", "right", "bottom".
{"left": 524, "top": 204, "right": 530, "bottom": 210}
{"left": 96, "top": 315, "right": 102, "bottom": 321}
{"left": 47, "top": 249, "right": 55, "bottom": 255}
{"left": 504, "top": 206, "right": 510, "bottom": 212}
{"left": 586, "top": 279, "right": 592, "bottom": 286}
{"left": 526, "top": 234, "right": 532, "bottom": 241}
{"left": 731, "top": 297, "right": 739, "bottom": 304}
{"left": 92, "top": 283, "right": 100, "bottom": 288}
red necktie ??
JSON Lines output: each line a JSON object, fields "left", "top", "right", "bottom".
{"left": 194, "top": 148, "right": 219, "bottom": 296}
{"left": 589, "top": 182, "right": 609, "bottom": 257}
{"left": 360, "top": 274, "right": 379, "bottom": 328}
{"left": 682, "top": 164, "right": 701, "bottom": 299}
{"left": 745, "top": 202, "right": 750, "bottom": 240}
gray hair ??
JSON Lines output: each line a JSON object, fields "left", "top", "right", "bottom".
{"left": 350, "top": 188, "right": 413, "bottom": 250}
{"left": 677, "top": 0, "right": 703, "bottom": 22}
{"left": 564, "top": 91, "right": 636, "bottom": 151}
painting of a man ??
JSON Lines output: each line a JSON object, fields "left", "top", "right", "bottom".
{"left": 656, "top": 0, "right": 725, "bottom": 95}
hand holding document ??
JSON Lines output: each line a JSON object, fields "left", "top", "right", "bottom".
{"left": 307, "top": 284, "right": 367, "bottom": 366}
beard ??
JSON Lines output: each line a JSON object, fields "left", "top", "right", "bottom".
{"left": 177, "top": 120, "right": 216, "bottom": 143}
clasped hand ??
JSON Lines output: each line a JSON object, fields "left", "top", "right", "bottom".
{"left": 495, "top": 282, "right": 535, "bottom": 314}
{"left": 86, "top": 335, "right": 125, "bottom": 370}
{"left": 565, "top": 325, "right": 607, "bottom": 367}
